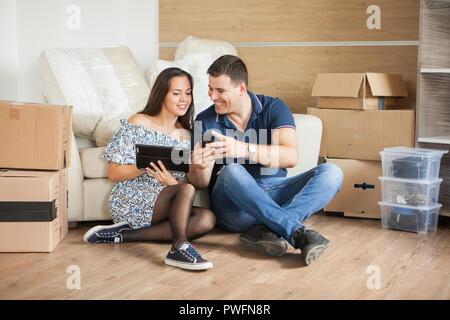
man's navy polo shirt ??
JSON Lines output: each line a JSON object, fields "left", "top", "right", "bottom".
{"left": 192, "top": 90, "right": 296, "bottom": 192}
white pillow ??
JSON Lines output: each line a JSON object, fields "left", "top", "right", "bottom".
{"left": 145, "top": 58, "right": 193, "bottom": 92}
{"left": 145, "top": 53, "right": 214, "bottom": 117}
{"left": 103, "top": 46, "right": 150, "bottom": 115}
{"left": 39, "top": 46, "right": 150, "bottom": 139}
{"left": 175, "top": 35, "right": 238, "bottom": 61}
{"left": 43, "top": 48, "right": 131, "bottom": 120}
{"left": 184, "top": 54, "right": 214, "bottom": 115}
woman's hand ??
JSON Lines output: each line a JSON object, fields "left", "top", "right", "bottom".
{"left": 146, "top": 161, "right": 179, "bottom": 186}
{"left": 190, "top": 142, "right": 217, "bottom": 169}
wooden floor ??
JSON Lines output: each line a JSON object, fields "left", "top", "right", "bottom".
{"left": 0, "top": 212, "right": 449, "bottom": 300}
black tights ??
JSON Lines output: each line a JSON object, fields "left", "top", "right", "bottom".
{"left": 122, "top": 184, "right": 216, "bottom": 249}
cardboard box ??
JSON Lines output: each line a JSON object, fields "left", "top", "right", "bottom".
{"left": 60, "top": 168, "right": 69, "bottom": 237}
{"left": 0, "top": 101, "right": 73, "bottom": 170}
{"left": 0, "top": 168, "right": 68, "bottom": 252}
{"left": 311, "top": 73, "right": 407, "bottom": 110}
{"left": 325, "top": 158, "right": 382, "bottom": 219}
{"left": 307, "top": 107, "right": 415, "bottom": 161}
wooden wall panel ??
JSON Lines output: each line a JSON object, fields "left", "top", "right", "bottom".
{"left": 161, "top": 46, "right": 418, "bottom": 114}
{"left": 159, "top": 47, "right": 176, "bottom": 61}
{"left": 160, "top": 0, "right": 420, "bottom": 43}
{"left": 159, "top": 0, "right": 419, "bottom": 114}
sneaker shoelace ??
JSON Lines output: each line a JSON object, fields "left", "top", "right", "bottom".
{"left": 96, "top": 231, "right": 122, "bottom": 243}
{"left": 177, "top": 250, "right": 195, "bottom": 262}
{"left": 97, "top": 237, "right": 121, "bottom": 243}
{"left": 176, "top": 242, "right": 202, "bottom": 262}
{"left": 185, "top": 244, "right": 202, "bottom": 260}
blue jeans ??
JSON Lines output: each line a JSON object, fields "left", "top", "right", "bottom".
{"left": 210, "top": 163, "right": 343, "bottom": 247}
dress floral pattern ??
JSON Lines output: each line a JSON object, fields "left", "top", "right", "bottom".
{"left": 103, "top": 119, "right": 190, "bottom": 229}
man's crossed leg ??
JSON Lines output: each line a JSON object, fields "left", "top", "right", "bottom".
{"left": 211, "top": 162, "right": 343, "bottom": 265}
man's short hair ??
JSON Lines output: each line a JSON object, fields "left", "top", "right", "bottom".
{"left": 207, "top": 55, "right": 248, "bottom": 87}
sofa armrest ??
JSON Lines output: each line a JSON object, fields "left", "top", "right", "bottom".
{"left": 193, "top": 188, "right": 211, "bottom": 209}
{"left": 287, "top": 114, "right": 323, "bottom": 177}
{"left": 68, "top": 133, "right": 84, "bottom": 221}
{"left": 80, "top": 147, "right": 109, "bottom": 179}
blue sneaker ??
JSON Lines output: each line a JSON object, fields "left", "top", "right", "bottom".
{"left": 83, "top": 221, "right": 132, "bottom": 243}
{"left": 165, "top": 242, "right": 213, "bottom": 271}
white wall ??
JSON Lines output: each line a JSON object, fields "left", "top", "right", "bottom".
{"left": 0, "top": 0, "right": 19, "bottom": 101}
{"left": 0, "top": 0, "right": 158, "bottom": 103}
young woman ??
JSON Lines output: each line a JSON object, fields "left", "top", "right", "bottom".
{"left": 83, "top": 67, "right": 216, "bottom": 271}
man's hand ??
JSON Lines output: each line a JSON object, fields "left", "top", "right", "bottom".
{"left": 208, "top": 131, "right": 248, "bottom": 159}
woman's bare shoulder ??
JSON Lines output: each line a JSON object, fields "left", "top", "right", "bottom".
{"left": 128, "top": 113, "right": 151, "bottom": 126}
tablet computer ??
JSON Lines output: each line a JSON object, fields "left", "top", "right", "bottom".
{"left": 135, "top": 144, "right": 190, "bottom": 173}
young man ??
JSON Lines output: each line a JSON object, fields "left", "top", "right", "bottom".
{"left": 186, "top": 55, "right": 343, "bottom": 265}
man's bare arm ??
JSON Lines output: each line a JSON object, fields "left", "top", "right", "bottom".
{"left": 250, "top": 128, "right": 298, "bottom": 168}
{"left": 210, "top": 128, "right": 298, "bottom": 169}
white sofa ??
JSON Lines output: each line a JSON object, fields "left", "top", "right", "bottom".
{"left": 39, "top": 41, "right": 323, "bottom": 223}
{"left": 67, "top": 114, "right": 322, "bottom": 222}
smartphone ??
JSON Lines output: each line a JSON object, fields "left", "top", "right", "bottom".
{"left": 201, "top": 135, "right": 216, "bottom": 148}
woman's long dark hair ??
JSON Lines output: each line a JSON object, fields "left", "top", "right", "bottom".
{"left": 139, "top": 67, "right": 194, "bottom": 134}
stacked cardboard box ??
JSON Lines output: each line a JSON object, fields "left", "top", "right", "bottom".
{"left": 0, "top": 101, "right": 72, "bottom": 252}
{"left": 307, "top": 73, "right": 415, "bottom": 219}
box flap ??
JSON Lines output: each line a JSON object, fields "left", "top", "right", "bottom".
{"left": 0, "top": 169, "right": 59, "bottom": 178}
{"left": 311, "top": 73, "right": 364, "bottom": 98}
{"left": 366, "top": 73, "right": 407, "bottom": 97}
{"left": 0, "top": 100, "right": 68, "bottom": 108}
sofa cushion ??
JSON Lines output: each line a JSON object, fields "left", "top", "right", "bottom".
{"left": 72, "top": 114, "right": 103, "bottom": 137}
{"left": 175, "top": 35, "right": 238, "bottom": 61}
{"left": 80, "top": 147, "right": 109, "bottom": 179}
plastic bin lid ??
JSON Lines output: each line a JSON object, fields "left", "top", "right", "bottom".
{"left": 378, "top": 201, "right": 442, "bottom": 211}
{"left": 378, "top": 176, "right": 443, "bottom": 184}
{"left": 380, "top": 147, "right": 448, "bottom": 158}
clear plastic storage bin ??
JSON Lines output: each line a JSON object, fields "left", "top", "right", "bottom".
{"left": 379, "top": 147, "right": 448, "bottom": 180}
{"left": 378, "top": 202, "right": 441, "bottom": 234}
{"left": 379, "top": 176, "right": 443, "bottom": 207}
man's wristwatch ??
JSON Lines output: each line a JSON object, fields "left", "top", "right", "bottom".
{"left": 247, "top": 143, "right": 257, "bottom": 161}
